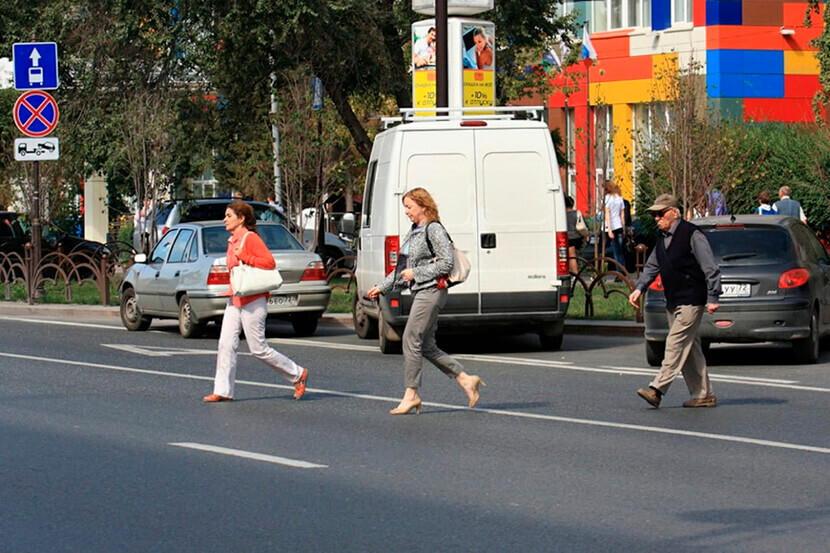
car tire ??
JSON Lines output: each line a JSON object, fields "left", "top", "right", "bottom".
{"left": 645, "top": 340, "right": 665, "bottom": 367}
{"left": 291, "top": 312, "right": 320, "bottom": 337}
{"left": 178, "top": 295, "right": 205, "bottom": 339}
{"left": 793, "top": 307, "right": 820, "bottom": 364}
{"left": 378, "top": 309, "right": 402, "bottom": 354}
{"left": 120, "top": 287, "right": 152, "bottom": 331}
{"left": 538, "top": 321, "right": 564, "bottom": 351}
{"left": 352, "top": 290, "right": 378, "bottom": 340}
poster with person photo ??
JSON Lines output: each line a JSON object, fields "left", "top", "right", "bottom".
{"left": 462, "top": 23, "right": 494, "bottom": 70}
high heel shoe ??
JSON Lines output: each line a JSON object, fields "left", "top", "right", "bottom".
{"left": 390, "top": 398, "right": 422, "bottom": 415}
{"left": 467, "top": 376, "right": 486, "bottom": 408}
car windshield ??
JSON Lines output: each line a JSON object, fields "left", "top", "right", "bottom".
{"left": 202, "top": 225, "right": 303, "bottom": 254}
{"left": 704, "top": 228, "right": 792, "bottom": 265}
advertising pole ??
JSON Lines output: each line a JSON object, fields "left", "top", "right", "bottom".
{"left": 436, "top": 0, "right": 448, "bottom": 113}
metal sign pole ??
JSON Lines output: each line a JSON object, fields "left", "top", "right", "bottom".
{"left": 31, "top": 160, "right": 42, "bottom": 301}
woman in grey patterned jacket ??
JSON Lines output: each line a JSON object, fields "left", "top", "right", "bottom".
{"left": 367, "top": 188, "right": 485, "bottom": 415}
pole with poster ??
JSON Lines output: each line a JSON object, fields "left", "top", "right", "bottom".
{"left": 411, "top": 0, "right": 494, "bottom": 114}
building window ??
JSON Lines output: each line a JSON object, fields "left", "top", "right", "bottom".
{"left": 564, "top": 1, "right": 651, "bottom": 32}
{"left": 672, "top": 0, "right": 692, "bottom": 23}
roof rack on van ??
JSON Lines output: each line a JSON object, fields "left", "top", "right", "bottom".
{"left": 382, "top": 106, "right": 546, "bottom": 129}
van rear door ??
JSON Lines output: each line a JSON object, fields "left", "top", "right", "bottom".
{"left": 474, "top": 127, "right": 562, "bottom": 314}
{"left": 399, "top": 128, "right": 479, "bottom": 315}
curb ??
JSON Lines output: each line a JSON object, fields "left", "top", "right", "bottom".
{"left": 0, "top": 301, "right": 642, "bottom": 335}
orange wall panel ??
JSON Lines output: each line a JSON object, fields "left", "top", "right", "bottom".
{"left": 591, "top": 55, "right": 654, "bottom": 82}
{"left": 784, "top": 74, "right": 820, "bottom": 97}
{"left": 744, "top": 97, "right": 814, "bottom": 122}
{"left": 707, "top": 24, "right": 820, "bottom": 51}
{"left": 783, "top": 3, "right": 824, "bottom": 28}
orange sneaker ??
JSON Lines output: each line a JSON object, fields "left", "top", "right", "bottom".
{"left": 203, "top": 394, "right": 233, "bottom": 403}
{"left": 293, "top": 368, "right": 309, "bottom": 400}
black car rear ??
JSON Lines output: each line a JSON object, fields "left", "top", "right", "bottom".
{"left": 643, "top": 215, "right": 830, "bottom": 365}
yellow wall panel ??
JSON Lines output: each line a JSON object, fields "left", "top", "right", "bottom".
{"left": 592, "top": 79, "right": 654, "bottom": 105}
{"left": 612, "top": 104, "right": 635, "bottom": 199}
{"left": 784, "top": 50, "right": 820, "bottom": 75}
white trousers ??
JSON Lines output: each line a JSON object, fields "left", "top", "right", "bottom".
{"left": 212, "top": 297, "right": 303, "bottom": 398}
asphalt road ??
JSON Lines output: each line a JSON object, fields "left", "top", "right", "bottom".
{"left": 1, "top": 309, "right": 828, "bottom": 552}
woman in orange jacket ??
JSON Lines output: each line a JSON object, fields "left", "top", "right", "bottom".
{"left": 203, "top": 201, "right": 309, "bottom": 402}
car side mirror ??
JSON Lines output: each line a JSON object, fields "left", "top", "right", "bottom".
{"left": 134, "top": 253, "right": 147, "bottom": 263}
{"left": 340, "top": 213, "right": 355, "bottom": 237}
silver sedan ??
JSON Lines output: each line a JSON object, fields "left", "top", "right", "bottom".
{"left": 119, "top": 221, "right": 331, "bottom": 338}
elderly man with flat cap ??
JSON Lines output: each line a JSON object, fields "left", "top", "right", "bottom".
{"left": 628, "top": 194, "right": 721, "bottom": 408}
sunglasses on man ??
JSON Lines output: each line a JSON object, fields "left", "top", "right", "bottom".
{"left": 651, "top": 208, "right": 674, "bottom": 219}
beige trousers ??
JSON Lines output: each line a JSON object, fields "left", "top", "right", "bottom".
{"left": 650, "top": 304, "right": 714, "bottom": 399}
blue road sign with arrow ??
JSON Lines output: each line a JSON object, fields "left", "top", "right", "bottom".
{"left": 13, "top": 42, "right": 59, "bottom": 90}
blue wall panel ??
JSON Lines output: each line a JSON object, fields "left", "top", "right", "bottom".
{"left": 708, "top": 50, "right": 783, "bottom": 76}
{"left": 652, "top": 0, "right": 671, "bottom": 31}
{"left": 706, "top": 0, "right": 743, "bottom": 26}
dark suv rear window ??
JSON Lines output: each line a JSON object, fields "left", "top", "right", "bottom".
{"left": 179, "top": 201, "right": 287, "bottom": 225}
{"left": 704, "top": 228, "right": 792, "bottom": 265}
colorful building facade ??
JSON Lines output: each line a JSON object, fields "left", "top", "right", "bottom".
{"left": 547, "top": 0, "right": 825, "bottom": 212}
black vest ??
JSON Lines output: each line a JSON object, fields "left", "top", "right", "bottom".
{"left": 656, "top": 220, "right": 707, "bottom": 309}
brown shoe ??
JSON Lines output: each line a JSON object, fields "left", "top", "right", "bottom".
{"left": 637, "top": 388, "right": 661, "bottom": 408}
{"left": 683, "top": 396, "right": 717, "bottom": 408}
{"left": 203, "top": 394, "right": 233, "bottom": 403}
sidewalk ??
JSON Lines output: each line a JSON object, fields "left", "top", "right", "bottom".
{"left": 0, "top": 302, "right": 643, "bottom": 335}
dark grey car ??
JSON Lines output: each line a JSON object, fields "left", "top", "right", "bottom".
{"left": 643, "top": 215, "right": 830, "bottom": 365}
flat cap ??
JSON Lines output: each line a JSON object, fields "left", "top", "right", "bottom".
{"left": 647, "top": 193, "right": 679, "bottom": 212}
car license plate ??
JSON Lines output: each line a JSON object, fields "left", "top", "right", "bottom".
{"left": 268, "top": 294, "right": 298, "bottom": 306}
{"left": 721, "top": 283, "right": 751, "bottom": 298}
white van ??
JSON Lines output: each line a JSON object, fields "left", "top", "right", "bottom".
{"left": 352, "top": 107, "right": 571, "bottom": 352}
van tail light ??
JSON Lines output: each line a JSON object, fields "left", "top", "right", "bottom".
{"left": 556, "top": 231, "right": 569, "bottom": 277}
{"left": 301, "top": 261, "right": 327, "bottom": 281}
{"left": 207, "top": 265, "right": 230, "bottom": 285}
{"left": 385, "top": 235, "right": 400, "bottom": 276}
{"left": 779, "top": 268, "right": 809, "bottom": 289}
{"left": 161, "top": 226, "right": 170, "bottom": 236}
{"left": 649, "top": 275, "right": 664, "bottom": 291}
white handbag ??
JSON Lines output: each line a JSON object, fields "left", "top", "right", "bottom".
{"left": 425, "top": 223, "right": 471, "bottom": 287}
{"left": 230, "top": 232, "right": 283, "bottom": 297}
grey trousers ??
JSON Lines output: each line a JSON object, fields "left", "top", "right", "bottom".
{"left": 402, "top": 287, "right": 464, "bottom": 389}
{"left": 650, "top": 304, "right": 714, "bottom": 399}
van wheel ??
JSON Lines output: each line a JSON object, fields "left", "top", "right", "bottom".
{"left": 793, "top": 307, "right": 820, "bottom": 364}
{"left": 292, "top": 312, "right": 320, "bottom": 337}
{"left": 645, "top": 340, "right": 665, "bottom": 367}
{"left": 178, "top": 296, "right": 205, "bottom": 338}
{"left": 352, "top": 290, "right": 378, "bottom": 339}
{"left": 378, "top": 310, "right": 402, "bottom": 354}
{"left": 538, "top": 321, "right": 564, "bottom": 351}
{"left": 120, "top": 288, "right": 152, "bottom": 331}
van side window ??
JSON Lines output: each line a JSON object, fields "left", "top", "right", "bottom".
{"left": 362, "top": 161, "right": 377, "bottom": 228}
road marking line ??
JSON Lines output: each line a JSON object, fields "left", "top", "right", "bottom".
{"left": 0, "top": 316, "right": 122, "bottom": 330}
{"left": 2, "top": 351, "right": 829, "bottom": 456}
{"left": 0, "top": 317, "right": 817, "bottom": 384}
{"left": 169, "top": 442, "right": 327, "bottom": 468}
